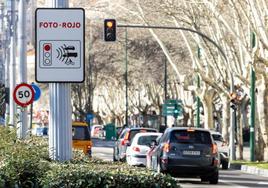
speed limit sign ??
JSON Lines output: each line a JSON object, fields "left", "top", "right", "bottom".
{"left": 13, "top": 83, "right": 34, "bottom": 107}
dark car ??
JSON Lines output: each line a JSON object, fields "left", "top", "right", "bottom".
{"left": 149, "top": 127, "right": 219, "bottom": 184}
{"left": 113, "top": 127, "right": 158, "bottom": 162}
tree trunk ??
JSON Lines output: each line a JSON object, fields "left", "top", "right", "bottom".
{"left": 202, "top": 98, "right": 214, "bottom": 129}
{"left": 255, "top": 125, "right": 265, "bottom": 161}
{"left": 256, "top": 75, "right": 268, "bottom": 160}
{"left": 220, "top": 94, "right": 230, "bottom": 143}
{"left": 237, "top": 105, "right": 243, "bottom": 160}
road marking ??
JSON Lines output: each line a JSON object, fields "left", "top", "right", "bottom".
{"left": 219, "top": 180, "right": 249, "bottom": 188}
{"left": 257, "top": 182, "right": 268, "bottom": 185}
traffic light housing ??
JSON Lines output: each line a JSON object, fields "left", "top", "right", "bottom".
{"left": 174, "top": 103, "right": 182, "bottom": 118}
{"left": 104, "top": 19, "right": 116, "bottom": 41}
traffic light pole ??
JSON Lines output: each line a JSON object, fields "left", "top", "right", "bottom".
{"left": 196, "top": 47, "right": 201, "bottom": 128}
{"left": 125, "top": 28, "right": 128, "bottom": 127}
{"left": 250, "top": 65, "right": 255, "bottom": 161}
{"left": 117, "top": 24, "right": 233, "bottom": 133}
{"left": 164, "top": 57, "right": 167, "bottom": 129}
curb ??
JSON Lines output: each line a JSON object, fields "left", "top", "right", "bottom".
{"left": 230, "top": 163, "right": 268, "bottom": 177}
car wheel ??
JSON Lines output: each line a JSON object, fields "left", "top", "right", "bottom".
{"left": 209, "top": 171, "right": 219, "bottom": 184}
{"left": 222, "top": 160, "right": 229, "bottom": 170}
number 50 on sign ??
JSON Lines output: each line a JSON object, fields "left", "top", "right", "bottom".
{"left": 13, "top": 83, "right": 35, "bottom": 107}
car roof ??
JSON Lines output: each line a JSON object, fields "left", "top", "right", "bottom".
{"left": 165, "top": 127, "right": 211, "bottom": 133}
{"left": 125, "top": 127, "right": 158, "bottom": 131}
{"left": 209, "top": 130, "right": 222, "bottom": 135}
{"left": 72, "top": 121, "right": 88, "bottom": 126}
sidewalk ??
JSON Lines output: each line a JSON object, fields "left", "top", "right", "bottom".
{"left": 229, "top": 144, "right": 268, "bottom": 177}
{"left": 230, "top": 163, "right": 268, "bottom": 177}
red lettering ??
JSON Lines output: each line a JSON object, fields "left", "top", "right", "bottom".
{"left": 39, "top": 22, "right": 58, "bottom": 28}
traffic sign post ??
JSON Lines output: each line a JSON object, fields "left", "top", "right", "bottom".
{"left": 35, "top": 8, "right": 85, "bottom": 82}
{"left": 13, "top": 83, "right": 34, "bottom": 107}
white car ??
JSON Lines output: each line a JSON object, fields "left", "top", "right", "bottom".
{"left": 211, "top": 131, "right": 230, "bottom": 169}
{"left": 90, "top": 125, "right": 105, "bottom": 138}
{"left": 126, "top": 132, "right": 162, "bottom": 166}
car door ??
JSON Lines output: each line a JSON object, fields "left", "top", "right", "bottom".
{"left": 151, "top": 133, "right": 167, "bottom": 170}
{"left": 117, "top": 129, "right": 128, "bottom": 159}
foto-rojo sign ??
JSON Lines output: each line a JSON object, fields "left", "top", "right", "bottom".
{"left": 13, "top": 83, "right": 34, "bottom": 107}
{"left": 35, "top": 8, "right": 85, "bottom": 83}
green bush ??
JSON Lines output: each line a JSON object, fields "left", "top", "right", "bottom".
{"left": 0, "top": 127, "right": 50, "bottom": 187}
{"left": 41, "top": 162, "right": 179, "bottom": 188}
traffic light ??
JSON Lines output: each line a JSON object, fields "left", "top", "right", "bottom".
{"left": 229, "top": 92, "right": 237, "bottom": 110}
{"left": 104, "top": 19, "right": 116, "bottom": 41}
{"left": 173, "top": 103, "right": 182, "bottom": 118}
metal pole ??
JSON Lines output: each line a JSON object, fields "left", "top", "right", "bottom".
{"left": 4, "top": 17, "right": 10, "bottom": 124}
{"left": 0, "top": 3, "right": 4, "bottom": 84}
{"left": 250, "top": 65, "right": 255, "bottom": 161}
{"left": 196, "top": 76, "right": 201, "bottom": 128}
{"left": 125, "top": 27, "right": 128, "bottom": 127}
{"left": 9, "top": 0, "right": 17, "bottom": 126}
{"left": 164, "top": 56, "right": 167, "bottom": 129}
{"left": 0, "top": 3, "right": 5, "bottom": 120}
{"left": 17, "top": 0, "right": 28, "bottom": 139}
{"left": 48, "top": 0, "right": 72, "bottom": 161}
{"left": 196, "top": 47, "right": 201, "bottom": 128}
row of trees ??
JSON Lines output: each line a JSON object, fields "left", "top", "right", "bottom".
{"left": 67, "top": 0, "right": 268, "bottom": 160}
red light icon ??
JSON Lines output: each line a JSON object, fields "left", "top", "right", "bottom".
{"left": 44, "top": 44, "right": 51, "bottom": 51}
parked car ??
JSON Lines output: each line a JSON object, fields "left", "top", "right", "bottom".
{"left": 126, "top": 132, "right": 162, "bottom": 166}
{"left": 113, "top": 127, "right": 158, "bottom": 162}
{"left": 91, "top": 125, "right": 104, "bottom": 138}
{"left": 149, "top": 127, "right": 219, "bottom": 184}
{"left": 210, "top": 130, "right": 230, "bottom": 169}
{"left": 72, "top": 121, "right": 92, "bottom": 157}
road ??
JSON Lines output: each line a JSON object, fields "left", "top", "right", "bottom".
{"left": 92, "top": 138, "right": 268, "bottom": 188}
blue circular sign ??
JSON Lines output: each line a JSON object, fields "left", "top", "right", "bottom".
{"left": 31, "top": 83, "right": 41, "bottom": 101}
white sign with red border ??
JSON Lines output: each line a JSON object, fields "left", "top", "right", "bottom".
{"left": 13, "top": 83, "right": 35, "bottom": 107}
{"left": 35, "top": 8, "right": 85, "bottom": 83}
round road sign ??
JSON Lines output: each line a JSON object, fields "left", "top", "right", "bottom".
{"left": 13, "top": 83, "right": 35, "bottom": 107}
{"left": 31, "top": 83, "right": 41, "bottom": 101}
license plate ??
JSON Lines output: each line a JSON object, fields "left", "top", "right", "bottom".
{"left": 183, "top": 150, "right": 200, "bottom": 155}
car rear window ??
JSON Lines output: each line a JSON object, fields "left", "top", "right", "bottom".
{"left": 212, "top": 134, "right": 223, "bottom": 142}
{"left": 137, "top": 135, "right": 159, "bottom": 146}
{"left": 72, "top": 126, "right": 90, "bottom": 140}
{"left": 170, "top": 130, "right": 212, "bottom": 144}
{"left": 129, "top": 129, "right": 157, "bottom": 143}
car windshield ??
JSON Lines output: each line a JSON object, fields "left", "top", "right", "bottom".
{"left": 137, "top": 135, "right": 159, "bottom": 146}
{"left": 212, "top": 134, "right": 223, "bottom": 142}
{"left": 72, "top": 126, "right": 90, "bottom": 140}
{"left": 170, "top": 130, "right": 212, "bottom": 144}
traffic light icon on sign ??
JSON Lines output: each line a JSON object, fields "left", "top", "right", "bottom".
{"left": 104, "top": 19, "right": 116, "bottom": 41}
